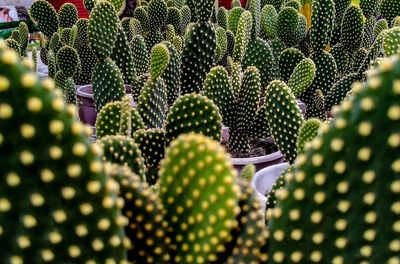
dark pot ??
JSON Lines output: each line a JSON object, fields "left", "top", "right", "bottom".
{"left": 76, "top": 84, "right": 134, "bottom": 126}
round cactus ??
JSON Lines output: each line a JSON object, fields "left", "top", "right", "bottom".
{"left": 95, "top": 100, "right": 145, "bottom": 139}
{"left": 165, "top": 93, "right": 222, "bottom": 144}
{"left": 296, "top": 118, "right": 322, "bottom": 154}
{"left": 59, "top": 3, "right": 78, "bottom": 29}
{"left": 30, "top": 0, "right": 59, "bottom": 39}
{"left": 341, "top": 4, "right": 365, "bottom": 51}
{"left": 88, "top": 1, "right": 119, "bottom": 60}
{"left": 98, "top": 135, "right": 146, "bottom": 180}
{"left": 310, "top": 0, "right": 335, "bottom": 51}
{"left": 265, "top": 80, "right": 304, "bottom": 164}
{"left": 0, "top": 43, "right": 129, "bottom": 262}
{"left": 267, "top": 55, "right": 400, "bottom": 264}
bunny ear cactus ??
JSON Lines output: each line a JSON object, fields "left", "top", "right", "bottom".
{"left": 5, "top": 39, "right": 20, "bottom": 54}
{"left": 133, "top": 128, "right": 166, "bottom": 185}
{"left": 228, "top": 6, "right": 245, "bottom": 35}
{"left": 144, "top": 0, "right": 167, "bottom": 51}
{"left": 331, "top": 43, "right": 351, "bottom": 77}
{"left": 30, "top": 0, "right": 59, "bottom": 39}
{"left": 383, "top": 27, "right": 400, "bottom": 56}
{"left": 261, "top": 4, "right": 278, "bottom": 39}
{"left": 324, "top": 73, "right": 362, "bottom": 111}
{"left": 265, "top": 80, "right": 304, "bottom": 164}
{"left": 247, "top": 0, "right": 262, "bottom": 38}
{"left": 277, "top": 7, "right": 301, "bottom": 47}
{"left": 331, "top": 0, "right": 350, "bottom": 45}
{"left": 392, "top": 16, "right": 400, "bottom": 27}
{"left": 296, "top": 118, "right": 322, "bottom": 154}
{"left": 380, "top": 0, "right": 400, "bottom": 23}
{"left": 165, "top": 94, "right": 222, "bottom": 144}
{"left": 267, "top": 55, "right": 400, "bottom": 264}
{"left": 279, "top": 48, "right": 305, "bottom": 83}
{"left": 233, "top": 10, "right": 253, "bottom": 63}
{"left": 55, "top": 46, "right": 79, "bottom": 104}
{"left": 133, "top": 6, "right": 150, "bottom": 33}
{"left": 11, "top": 29, "right": 19, "bottom": 42}
{"left": 130, "top": 35, "right": 150, "bottom": 77}
{"left": 18, "top": 22, "right": 29, "bottom": 57}
{"left": 161, "top": 41, "right": 181, "bottom": 106}
{"left": 0, "top": 43, "right": 129, "bottom": 262}
{"left": 83, "top": 0, "right": 97, "bottom": 13}
{"left": 373, "top": 19, "right": 389, "bottom": 40}
{"left": 180, "top": 1, "right": 217, "bottom": 94}
{"left": 166, "top": 7, "right": 182, "bottom": 34}
{"left": 59, "top": 3, "right": 78, "bottom": 29}
{"left": 341, "top": 4, "right": 365, "bottom": 51}
{"left": 288, "top": 58, "right": 317, "bottom": 97}
{"left": 217, "top": 7, "right": 228, "bottom": 29}
{"left": 129, "top": 18, "right": 142, "bottom": 37}
{"left": 310, "top": 0, "right": 335, "bottom": 51}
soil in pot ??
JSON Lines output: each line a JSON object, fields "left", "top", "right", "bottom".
{"left": 223, "top": 137, "right": 279, "bottom": 159}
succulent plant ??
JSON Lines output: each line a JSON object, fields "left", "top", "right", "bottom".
{"left": 180, "top": 5, "right": 192, "bottom": 35}
{"left": 277, "top": 7, "right": 301, "bottom": 47}
{"left": 239, "top": 164, "right": 256, "bottom": 182}
{"left": 18, "top": 22, "right": 29, "bottom": 57}
{"left": 296, "top": 118, "right": 322, "bottom": 154}
{"left": 331, "top": 0, "right": 350, "bottom": 45}
{"left": 331, "top": 43, "right": 351, "bottom": 77}
{"left": 261, "top": 4, "right": 278, "bottom": 39}
{"left": 30, "top": 0, "right": 59, "bottom": 39}
{"left": 59, "top": 3, "right": 78, "bottom": 29}
{"left": 217, "top": 6, "right": 228, "bottom": 29}
{"left": 228, "top": 6, "right": 245, "bottom": 35}
{"left": 380, "top": 0, "right": 400, "bottom": 23}
{"left": 341, "top": 4, "right": 365, "bottom": 51}
{"left": 310, "top": 0, "right": 335, "bottom": 51}
{"left": 288, "top": 58, "right": 316, "bottom": 97}
{"left": 160, "top": 41, "right": 181, "bottom": 106}
{"left": 166, "top": 7, "right": 182, "bottom": 34}
{"left": 144, "top": 0, "right": 167, "bottom": 51}
{"left": 324, "top": 73, "right": 362, "bottom": 111}
{"left": 31, "top": 47, "right": 37, "bottom": 72}
{"left": 83, "top": 0, "right": 97, "bottom": 13}
{"left": 129, "top": 18, "right": 143, "bottom": 37}
{"left": 11, "top": 29, "right": 20, "bottom": 42}
{"left": 0, "top": 43, "right": 129, "bottom": 263}
{"left": 279, "top": 48, "right": 305, "bottom": 83}
{"left": 133, "top": 6, "right": 150, "bottom": 33}
{"left": 233, "top": 10, "right": 253, "bottom": 63}
{"left": 383, "top": 26, "right": 400, "bottom": 56}
{"left": 266, "top": 55, "right": 400, "bottom": 264}
{"left": 247, "top": 0, "right": 262, "bottom": 38}
{"left": 5, "top": 39, "right": 19, "bottom": 54}
{"left": 130, "top": 35, "right": 150, "bottom": 77}
{"left": 374, "top": 19, "right": 389, "bottom": 39}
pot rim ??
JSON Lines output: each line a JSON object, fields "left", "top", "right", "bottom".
{"left": 76, "top": 84, "right": 93, "bottom": 98}
{"left": 231, "top": 150, "right": 284, "bottom": 165}
{"left": 37, "top": 65, "right": 48, "bottom": 74}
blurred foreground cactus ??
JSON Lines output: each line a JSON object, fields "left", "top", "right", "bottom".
{"left": 267, "top": 56, "right": 400, "bottom": 263}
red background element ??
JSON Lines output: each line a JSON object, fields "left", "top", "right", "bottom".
{"left": 219, "top": 0, "right": 247, "bottom": 9}
{"left": 48, "top": 0, "right": 89, "bottom": 18}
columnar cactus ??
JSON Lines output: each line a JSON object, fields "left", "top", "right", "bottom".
{"left": 180, "top": 0, "right": 216, "bottom": 94}
{"left": 0, "top": 43, "right": 129, "bottom": 263}
{"left": 265, "top": 80, "right": 304, "bottom": 163}
{"left": 30, "top": 0, "right": 59, "bottom": 39}
{"left": 310, "top": 0, "right": 335, "bottom": 51}
{"left": 59, "top": 3, "right": 78, "bottom": 29}
{"left": 267, "top": 55, "right": 400, "bottom": 264}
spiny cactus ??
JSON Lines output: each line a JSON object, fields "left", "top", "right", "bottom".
{"left": 296, "top": 118, "right": 322, "bottom": 154}
{"left": 383, "top": 26, "right": 400, "bottom": 56}
{"left": 55, "top": 46, "right": 79, "bottom": 104}
{"left": 129, "top": 18, "right": 142, "bottom": 37}
{"left": 392, "top": 16, "right": 400, "bottom": 27}
{"left": 331, "top": 0, "right": 350, "bottom": 45}
{"left": 331, "top": 43, "right": 351, "bottom": 77}
{"left": 95, "top": 99, "right": 145, "bottom": 139}
{"left": 351, "top": 48, "right": 369, "bottom": 71}
{"left": 265, "top": 80, "right": 304, "bottom": 164}
{"left": 233, "top": 10, "right": 253, "bottom": 62}
{"left": 180, "top": 5, "right": 192, "bottom": 35}
{"left": 360, "top": 0, "right": 378, "bottom": 17}
{"left": 144, "top": 0, "right": 167, "bottom": 51}
{"left": 374, "top": 19, "right": 389, "bottom": 39}
{"left": 288, "top": 58, "right": 316, "bottom": 97}
{"left": 30, "top": 0, "right": 59, "bottom": 39}
{"left": 5, "top": 39, "right": 19, "bottom": 54}
{"left": 11, "top": 29, "right": 20, "bottom": 42}
{"left": 267, "top": 55, "right": 400, "bottom": 264}
{"left": 160, "top": 41, "right": 181, "bottom": 106}
{"left": 59, "top": 3, "right": 78, "bottom": 29}
{"left": 133, "top": 6, "right": 150, "bottom": 33}
{"left": 261, "top": 4, "right": 278, "bottom": 39}
{"left": 247, "top": 0, "right": 262, "bottom": 38}
{"left": 228, "top": 6, "right": 245, "bottom": 35}
{"left": 279, "top": 47, "right": 305, "bottom": 83}
{"left": 217, "top": 6, "right": 228, "bottom": 29}
{"left": 165, "top": 93, "right": 222, "bottom": 144}
{"left": 31, "top": 47, "right": 37, "bottom": 72}
{"left": 0, "top": 43, "right": 129, "bottom": 263}
{"left": 18, "top": 22, "right": 29, "bottom": 57}
{"left": 166, "top": 7, "right": 182, "bottom": 34}
{"left": 130, "top": 35, "right": 150, "bottom": 76}
{"left": 341, "top": 4, "right": 365, "bottom": 51}
{"left": 310, "top": 0, "right": 335, "bottom": 51}
{"left": 380, "top": 0, "right": 400, "bottom": 23}
{"left": 277, "top": 7, "right": 301, "bottom": 47}
{"left": 83, "top": 0, "right": 97, "bottom": 13}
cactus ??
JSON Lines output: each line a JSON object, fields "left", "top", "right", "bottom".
{"left": 5, "top": 39, "right": 20, "bottom": 54}
{"left": 279, "top": 48, "right": 305, "bottom": 83}
{"left": 55, "top": 46, "right": 79, "bottom": 104}
{"left": 288, "top": 58, "right": 316, "bottom": 97}
{"left": 165, "top": 24, "right": 176, "bottom": 42}
{"left": 11, "top": 29, "right": 19, "bottom": 42}
{"left": 59, "top": 3, "right": 78, "bottom": 29}
{"left": 380, "top": 0, "right": 400, "bottom": 23}
{"left": 374, "top": 19, "right": 389, "bottom": 39}
{"left": 265, "top": 80, "right": 304, "bottom": 164}
{"left": 310, "top": 0, "right": 335, "bottom": 51}
{"left": 285, "top": 0, "right": 301, "bottom": 10}
{"left": 217, "top": 7, "right": 228, "bottom": 29}
{"left": 30, "top": 0, "right": 59, "bottom": 39}
{"left": 18, "top": 22, "right": 29, "bottom": 57}
{"left": 83, "top": 0, "right": 97, "bottom": 13}
{"left": 331, "top": 0, "right": 350, "bottom": 45}
{"left": 239, "top": 164, "right": 256, "bottom": 182}
{"left": 277, "top": 6, "right": 302, "bottom": 47}
{"left": 228, "top": 6, "right": 245, "bottom": 34}
{"left": 296, "top": 118, "right": 322, "bottom": 154}
{"left": 180, "top": 5, "right": 192, "bottom": 35}
{"left": 110, "top": 26, "right": 137, "bottom": 85}
{"left": 47, "top": 50, "right": 57, "bottom": 79}
{"left": 130, "top": 74, "right": 148, "bottom": 102}
{"left": 351, "top": 48, "right": 369, "bottom": 71}
{"left": 331, "top": 43, "right": 351, "bottom": 77}
{"left": 392, "top": 16, "right": 400, "bottom": 27}
{"left": 160, "top": 41, "right": 181, "bottom": 106}
{"left": 0, "top": 43, "right": 129, "bottom": 262}
{"left": 267, "top": 55, "right": 400, "bottom": 264}
{"left": 31, "top": 47, "right": 37, "bottom": 72}
{"left": 341, "top": 4, "right": 364, "bottom": 51}
{"left": 324, "top": 73, "right": 361, "bottom": 111}
{"left": 130, "top": 35, "right": 150, "bottom": 76}
{"left": 360, "top": 0, "right": 378, "bottom": 17}
{"left": 383, "top": 27, "right": 400, "bottom": 56}
{"left": 362, "top": 16, "right": 375, "bottom": 49}
{"left": 133, "top": 128, "right": 166, "bottom": 185}
{"left": 261, "top": 4, "right": 278, "bottom": 39}
{"left": 133, "top": 6, "right": 150, "bottom": 33}
{"left": 129, "top": 18, "right": 142, "bottom": 37}
{"left": 166, "top": 7, "right": 182, "bottom": 34}
{"left": 165, "top": 93, "right": 222, "bottom": 144}
{"left": 233, "top": 11, "right": 253, "bottom": 62}
{"left": 247, "top": 0, "right": 262, "bottom": 38}
{"left": 147, "top": 0, "right": 168, "bottom": 38}
{"left": 95, "top": 99, "right": 145, "bottom": 139}
{"left": 232, "top": 0, "right": 242, "bottom": 7}
{"left": 180, "top": 15, "right": 216, "bottom": 94}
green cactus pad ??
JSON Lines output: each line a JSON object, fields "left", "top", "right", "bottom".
{"left": 233, "top": 10, "right": 253, "bottom": 62}
{"left": 133, "top": 6, "right": 150, "bottom": 33}
{"left": 130, "top": 35, "right": 149, "bottom": 77}
{"left": 310, "top": 0, "right": 335, "bottom": 50}
{"left": 392, "top": 16, "right": 400, "bottom": 27}
{"left": 373, "top": 19, "right": 389, "bottom": 39}
{"left": 285, "top": 0, "right": 301, "bottom": 10}
{"left": 331, "top": 0, "right": 351, "bottom": 45}
{"left": 296, "top": 118, "right": 322, "bottom": 154}
{"left": 239, "top": 164, "right": 256, "bottom": 182}
{"left": 165, "top": 93, "right": 222, "bottom": 144}
{"left": 279, "top": 48, "right": 305, "bottom": 83}
{"left": 96, "top": 100, "right": 145, "bottom": 139}
{"left": 232, "top": 0, "right": 242, "bottom": 7}
{"left": 92, "top": 58, "right": 125, "bottom": 112}
{"left": 265, "top": 80, "right": 304, "bottom": 164}
{"left": 247, "top": 0, "right": 262, "bottom": 37}
{"left": 159, "top": 133, "right": 240, "bottom": 262}
{"left": 150, "top": 43, "right": 170, "bottom": 79}
{"left": 267, "top": 55, "right": 400, "bottom": 264}
{"left": 56, "top": 46, "right": 79, "bottom": 78}
{"left": 110, "top": 26, "right": 137, "bottom": 85}
{"left": 341, "top": 4, "right": 364, "bottom": 51}
{"left": 217, "top": 7, "right": 228, "bottom": 29}
{"left": 133, "top": 128, "right": 166, "bottom": 185}
{"left": 180, "top": 5, "right": 192, "bottom": 35}
{"left": 380, "top": 0, "right": 400, "bottom": 23}
{"left": 288, "top": 58, "right": 316, "bottom": 97}
{"left": 193, "top": 0, "right": 215, "bottom": 22}
{"left": 325, "top": 73, "right": 361, "bottom": 111}
{"left": 167, "top": 7, "right": 182, "bottom": 34}
{"left": 144, "top": 31, "right": 165, "bottom": 53}
{"left": 130, "top": 74, "right": 148, "bottom": 103}
{"left": 88, "top": 1, "right": 119, "bottom": 60}
{"left": 362, "top": 16, "right": 375, "bottom": 48}
{"left": 277, "top": 6, "right": 300, "bottom": 47}
{"left": 148, "top": 0, "right": 168, "bottom": 31}
{"left": 30, "top": 0, "right": 59, "bottom": 39}
{"left": 83, "top": 0, "right": 97, "bottom": 13}
{"left": 47, "top": 50, "right": 57, "bottom": 79}
{"left": 18, "top": 22, "right": 29, "bottom": 57}
{"left": 75, "top": 45, "right": 97, "bottom": 85}
{"left": 261, "top": 4, "right": 278, "bottom": 39}
{"left": 137, "top": 78, "right": 168, "bottom": 129}
{"left": 351, "top": 48, "right": 369, "bottom": 71}
{"left": 59, "top": 3, "right": 78, "bottom": 29}
{"left": 98, "top": 135, "right": 146, "bottom": 179}
{"left": 180, "top": 22, "right": 216, "bottom": 94}
{"left": 0, "top": 43, "right": 128, "bottom": 262}
{"left": 228, "top": 6, "right": 245, "bottom": 34}
{"left": 54, "top": 71, "right": 76, "bottom": 105}
{"left": 121, "top": 17, "right": 132, "bottom": 42}
{"left": 166, "top": 24, "right": 176, "bottom": 42}
{"left": 360, "top": 0, "right": 378, "bottom": 17}
{"left": 129, "top": 18, "right": 143, "bottom": 37}
{"left": 31, "top": 47, "right": 37, "bottom": 71}
{"left": 11, "top": 29, "right": 19, "bottom": 42}
{"left": 5, "top": 39, "right": 20, "bottom": 54}
{"left": 383, "top": 27, "right": 400, "bottom": 56}
{"left": 161, "top": 41, "right": 181, "bottom": 106}
{"left": 331, "top": 43, "right": 351, "bottom": 77}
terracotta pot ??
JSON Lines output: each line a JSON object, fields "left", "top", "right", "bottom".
{"left": 251, "top": 162, "right": 289, "bottom": 211}
{"left": 231, "top": 149, "right": 285, "bottom": 174}
{"left": 76, "top": 84, "right": 134, "bottom": 126}
{"left": 37, "top": 65, "right": 48, "bottom": 81}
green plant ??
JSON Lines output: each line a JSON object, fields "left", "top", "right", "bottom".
{"left": 0, "top": 43, "right": 129, "bottom": 263}
{"left": 217, "top": 6, "right": 228, "bottom": 29}
{"left": 380, "top": 0, "right": 400, "bottom": 23}
{"left": 288, "top": 58, "right": 316, "bottom": 97}
{"left": 373, "top": 19, "right": 389, "bottom": 39}
{"left": 30, "top": 0, "right": 59, "bottom": 39}
{"left": 233, "top": 10, "right": 253, "bottom": 63}
{"left": 228, "top": 6, "right": 245, "bottom": 34}
{"left": 267, "top": 55, "right": 400, "bottom": 264}
{"left": 261, "top": 4, "right": 278, "bottom": 39}
{"left": 160, "top": 41, "right": 181, "bottom": 106}
{"left": 5, "top": 38, "right": 19, "bottom": 54}
{"left": 130, "top": 35, "right": 150, "bottom": 76}
{"left": 296, "top": 118, "right": 322, "bottom": 154}
{"left": 310, "top": 0, "right": 335, "bottom": 51}
{"left": 279, "top": 47, "right": 305, "bottom": 83}
{"left": 59, "top": 3, "right": 78, "bottom": 29}
{"left": 277, "top": 7, "right": 301, "bottom": 47}
{"left": 144, "top": 0, "right": 167, "bottom": 51}
{"left": 341, "top": 4, "right": 365, "bottom": 51}
{"left": 18, "top": 22, "right": 29, "bottom": 57}
{"left": 324, "top": 73, "right": 362, "bottom": 111}
{"left": 383, "top": 26, "right": 400, "bottom": 56}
